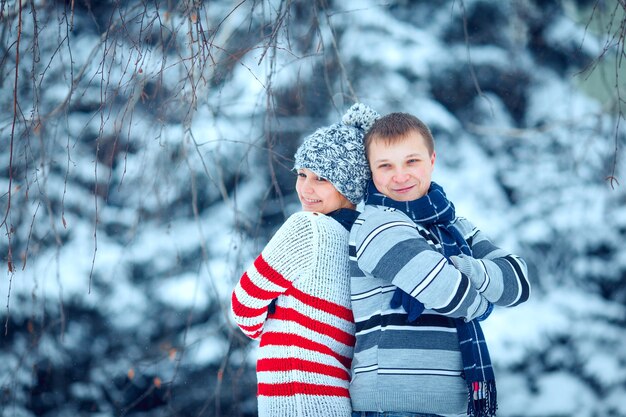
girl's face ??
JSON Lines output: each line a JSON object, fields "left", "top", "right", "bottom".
{"left": 295, "top": 168, "right": 354, "bottom": 214}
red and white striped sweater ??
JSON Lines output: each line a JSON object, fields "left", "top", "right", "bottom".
{"left": 231, "top": 211, "right": 355, "bottom": 417}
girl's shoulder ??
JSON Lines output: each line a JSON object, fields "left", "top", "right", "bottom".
{"left": 287, "top": 210, "right": 338, "bottom": 223}
{"left": 285, "top": 210, "right": 322, "bottom": 224}
{"left": 284, "top": 211, "right": 347, "bottom": 235}
{"left": 277, "top": 211, "right": 325, "bottom": 236}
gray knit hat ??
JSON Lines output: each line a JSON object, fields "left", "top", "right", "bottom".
{"left": 293, "top": 103, "right": 380, "bottom": 205}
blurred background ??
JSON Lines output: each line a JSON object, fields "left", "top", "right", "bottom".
{"left": 1, "top": 0, "right": 625, "bottom": 416}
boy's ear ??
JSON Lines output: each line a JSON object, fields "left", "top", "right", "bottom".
{"left": 430, "top": 151, "right": 436, "bottom": 166}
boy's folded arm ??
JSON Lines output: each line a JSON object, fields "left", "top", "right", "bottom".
{"left": 354, "top": 210, "right": 489, "bottom": 321}
{"left": 452, "top": 219, "right": 531, "bottom": 307}
{"left": 450, "top": 253, "right": 530, "bottom": 307}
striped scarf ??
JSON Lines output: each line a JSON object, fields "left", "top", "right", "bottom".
{"left": 365, "top": 180, "right": 497, "bottom": 417}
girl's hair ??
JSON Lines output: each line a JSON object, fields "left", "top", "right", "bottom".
{"left": 365, "top": 112, "right": 435, "bottom": 157}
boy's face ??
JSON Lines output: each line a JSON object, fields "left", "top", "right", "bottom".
{"left": 368, "top": 131, "right": 436, "bottom": 202}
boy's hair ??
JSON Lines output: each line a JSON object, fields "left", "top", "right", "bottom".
{"left": 365, "top": 112, "right": 435, "bottom": 157}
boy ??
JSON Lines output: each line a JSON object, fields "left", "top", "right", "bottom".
{"left": 349, "top": 113, "right": 531, "bottom": 417}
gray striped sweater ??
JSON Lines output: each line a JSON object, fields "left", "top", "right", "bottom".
{"left": 348, "top": 205, "right": 530, "bottom": 415}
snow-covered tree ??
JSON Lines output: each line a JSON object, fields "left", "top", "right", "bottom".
{"left": 1, "top": 1, "right": 624, "bottom": 416}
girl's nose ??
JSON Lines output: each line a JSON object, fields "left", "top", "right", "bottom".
{"left": 303, "top": 178, "right": 315, "bottom": 192}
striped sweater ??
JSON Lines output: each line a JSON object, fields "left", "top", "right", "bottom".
{"left": 349, "top": 205, "right": 530, "bottom": 415}
{"left": 231, "top": 211, "right": 356, "bottom": 417}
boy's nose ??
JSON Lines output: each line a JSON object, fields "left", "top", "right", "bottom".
{"left": 392, "top": 171, "right": 409, "bottom": 183}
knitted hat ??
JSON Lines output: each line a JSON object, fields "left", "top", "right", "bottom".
{"left": 294, "top": 103, "right": 380, "bottom": 205}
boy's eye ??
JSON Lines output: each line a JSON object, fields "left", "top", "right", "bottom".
{"left": 377, "top": 163, "right": 390, "bottom": 169}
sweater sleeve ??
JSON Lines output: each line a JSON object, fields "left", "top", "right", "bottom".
{"left": 354, "top": 207, "right": 489, "bottom": 321}
{"left": 450, "top": 218, "right": 531, "bottom": 307}
{"left": 231, "top": 212, "right": 315, "bottom": 339}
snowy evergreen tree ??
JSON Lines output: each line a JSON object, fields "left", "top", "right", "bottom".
{"left": 1, "top": 1, "right": 624, "bottom": 416}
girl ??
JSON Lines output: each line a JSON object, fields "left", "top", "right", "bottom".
{"left": 231, "top": 103, "right": 379, "bottom": 417}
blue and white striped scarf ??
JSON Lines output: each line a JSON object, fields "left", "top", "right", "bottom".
{"left": 365, "top": 180, "right": 497, "bottom": 417}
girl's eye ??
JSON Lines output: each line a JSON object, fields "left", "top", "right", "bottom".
{"left": 316, "top": 177, "right": 327, "bottom": 182}
{"left": 297, "top": 172, "right": 306, "bottom": 178}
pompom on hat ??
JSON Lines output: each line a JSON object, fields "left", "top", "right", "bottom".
{"left": 294, "top": 103, "right": 380, "bottom": 205}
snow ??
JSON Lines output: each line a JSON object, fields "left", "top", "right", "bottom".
{"left": 183, "top": 332, "right": 230, "bottom": 365}
{"left": 529, "top": 372, "right": 597, "bottom": 416}
{"left": 155, "top": 272, "right": 208, "bottom": 310}
{"left": 2, "top": 0, "right": 626, "bottom": 416}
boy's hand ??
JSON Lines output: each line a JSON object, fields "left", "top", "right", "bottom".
{"left": 390, "top": 288, "right": 425, "bottom": 323}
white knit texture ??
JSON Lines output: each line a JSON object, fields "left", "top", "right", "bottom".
{"left": 232, "top": 211, "right": 355, "bottom": 417}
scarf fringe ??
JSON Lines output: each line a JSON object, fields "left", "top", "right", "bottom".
{"left": 467, "top": 380, "right": 497, "bottom": 417}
